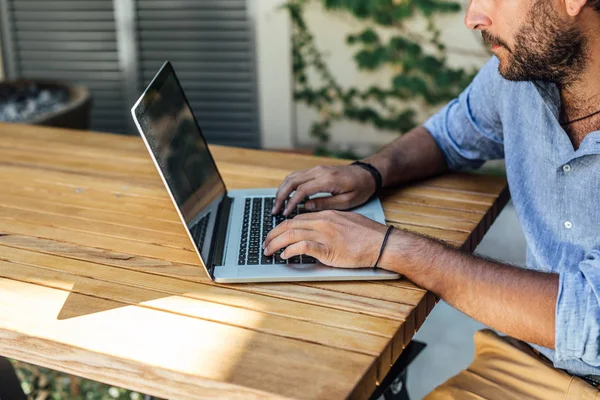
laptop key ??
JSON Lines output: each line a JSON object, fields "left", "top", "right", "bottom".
{"left": 261, "top": 255, "right": 274, "bottom": 264}
{"left": 289, "top": 255, "right": 301, "bottom": 264}
{"left": 302, "top": 255, "right": 317, "bottom": 263}
{"left": 274, "top": 252, "right": 286, "bottom": 264}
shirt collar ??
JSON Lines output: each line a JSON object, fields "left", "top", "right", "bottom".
{"left": 531, "top": 80, "right": 600, "bottom": 162}
{"left": 532, "top": 80, "right": 561, "bottom": 118}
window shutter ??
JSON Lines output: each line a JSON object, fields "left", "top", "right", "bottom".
{"left": 0, "top": 0, "right": 260, "bottom": 147}
{"left": 136, "top": 0, "right": 260, "bottom": 147}
{"left": 0, "top": 0, "right": 128, "bottom": 134}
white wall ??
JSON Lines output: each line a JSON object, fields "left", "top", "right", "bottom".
{"left": 295, "top": 1, "right": 490, "bottom": 154}
{"left": 0, "top": 33, "right": 4, "bottom": 80}
{"left": 248, "top": 0, "right": 295, "bottom": 149}
{"left": 251, "top": 1, "right": 492, "bottom": 152}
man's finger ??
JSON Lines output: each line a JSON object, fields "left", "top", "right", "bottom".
{"left": 280, "top": 240, "right": 327, "bottom": 263}
{"left": 272, "top": 170, "right": 315, "bottom": 214}
{"left": 293, "top": 209, "right": 340, "bottom": 221}
{"left": 263, "top": 218, "right": 320, "bottom": 249}
{"left": 263, "top": 229, "right": 322, "bottom": 256}
{"left": 304, "top": 192, "right": 355, "bottom": 211}
{"left": 283, "top": 180, "right": 333, "bottom": 216}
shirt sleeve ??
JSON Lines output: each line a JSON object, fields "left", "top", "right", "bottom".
{"left": 555, "top": 247, "right": 600, "bottom": 368}
{"left": 423, "top": 57, "right": 505, "bottom": 171}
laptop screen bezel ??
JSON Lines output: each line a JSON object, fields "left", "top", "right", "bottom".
{"left": 130, "top": 61, "right": 229, "bottom": 278}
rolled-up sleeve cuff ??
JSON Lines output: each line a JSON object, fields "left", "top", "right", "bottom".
{"left": 423, "top": 101, "right": 486, "bottom": 171}
{"left": 555, "top": 254, "right": 600, "bottom": 368}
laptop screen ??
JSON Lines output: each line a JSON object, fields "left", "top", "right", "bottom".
{"left": 132, "top": 62, "right": 227, "bottom": 263}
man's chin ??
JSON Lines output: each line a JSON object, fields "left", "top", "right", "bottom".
{"left": 496, "top": 55, "right": 511, "bottom": 79}
{"left": 496, "top": 57, "right": 529, "bottom": 82}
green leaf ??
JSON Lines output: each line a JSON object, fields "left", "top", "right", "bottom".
{"left": 284, "top": 0, "right": 473, "bottom": 146}
{"left": 357, "top": 28, "right": 379, "bottom": 44}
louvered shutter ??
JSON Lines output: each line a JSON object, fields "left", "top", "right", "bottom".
{"left": 0, "top": 0, "right": 260, "bottom": 146}
{"left": 0, "top": 0, "right": 128, "bottom": 134}
{"left": 136, "top": 0, "right": 260, "bottom": 147}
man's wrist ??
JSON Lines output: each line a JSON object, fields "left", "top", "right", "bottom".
{"left": 347, "top": 164, "right": 376, "bottom": 196}
{"left": 377, "top": 228, "right": 408, "bottom": 274}
{"left": 378, "top": 230, "right": 462, "bottom": 297}
{"left": 351, "top": 161, "right": 382, "bottom": 195}
{"left": 377, "top": 229, "right": 436, "bottom": 276}
{"left": 372, "top": 225, "right": 394, "bottom": 269}
{"left": 362, "top": 156, "right": 391, "bottom": 188}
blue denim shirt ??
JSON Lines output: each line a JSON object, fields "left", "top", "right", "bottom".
{"left": 424, "top": 56, "right": 600, "bottom": 376}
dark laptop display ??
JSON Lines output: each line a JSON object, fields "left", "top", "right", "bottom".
{"left": 133, "top": 63, "right": 226, "bottom": 223}
{"left": 132, "top": 63, "right": 228, "bottom": 264}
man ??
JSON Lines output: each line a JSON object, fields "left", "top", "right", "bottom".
{"left": 263, "top": 0, "right": 600, "bottom": 398}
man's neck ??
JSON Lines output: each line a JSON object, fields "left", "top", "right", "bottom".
{"left": 560, "top": 89, "right": 600, "bottom": 148}
{"left": 558, "top": 12, "right": 600, "bottom": 149}
{"left": 561, "top": 112, "right": 600, "bottom": 149}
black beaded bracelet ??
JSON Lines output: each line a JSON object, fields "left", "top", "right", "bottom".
{"left": 351, "top": 161, "right": 383, "bottom": 196}
{"left": 373, "top": 226, "right": 394, "bottom": 269}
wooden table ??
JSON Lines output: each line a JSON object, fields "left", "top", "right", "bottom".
{"left": 0, "top": 123, "right": 509, "bottom": 399}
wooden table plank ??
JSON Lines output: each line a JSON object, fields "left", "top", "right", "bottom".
{"left": 0, "top": 192, "right": 185, "bottom": 236}
{"left": 0, "top": 182, "right": 180, "bottom": 222}
{"left": 0, "top": 164, "right": 169, "bottom": 198}
{"left": 0, "top": 241, "right": 400, "bottom": 336}
{"left": 384, "top": 210, "right": 476, "bottom": 232}
{"left": 0, "top": 123, "right": 508, "bottom": 194}
{"left": 0, "top": 234, "right": 209, "bottom": 283}
{"left": 0, "top": 206, "right": 192, "bottom": 250}
{"left": 0, "top": 277, "right": 377, "bottom": 400}
{"left": 0, "top": 260, "right": 390, "bottom": 357}
{"left": 383, "top": 203, "right": 483, "bottom": 223}
{"left": 0, "top": 123, "right": 509, "bottom": 399}
{"left": 298, "top": 282, "right": 425, "bottom": 306}
{"left": 0, "top": 217, "right": 201, "bottom": 264}
{"left": 381, "top": 192, "right": 492, "bottom": 214}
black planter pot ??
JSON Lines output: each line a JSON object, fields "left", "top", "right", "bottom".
{"left": 0, "top": 79, "right": 92, "bottom": 130}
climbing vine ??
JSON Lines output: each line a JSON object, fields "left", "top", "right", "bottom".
{"left": 283, "top": 0, "right": 486, "bottom": 156}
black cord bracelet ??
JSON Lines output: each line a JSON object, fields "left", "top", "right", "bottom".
{"left": 373, "top": 226, "right": 394, "bottom": 269}
{"left": 351, "top": 161, "right": 383, "bottom": 196}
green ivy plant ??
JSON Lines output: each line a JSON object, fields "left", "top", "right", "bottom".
{"left": 283, "top": 0, "right": 483, "bottom": 157}
{"left": 12, "top": 359, "right": 149, "bottom": 400}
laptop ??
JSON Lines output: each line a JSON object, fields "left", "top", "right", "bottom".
{"left": 131, "top": 61, "right": 399, "bottom": 283}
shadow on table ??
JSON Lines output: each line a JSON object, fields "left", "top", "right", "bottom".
{"left": 0, "top": 232, "right": 395, "bottom": 399}
{"left": 0, "top": 233, "right": 204, "bottom": 320}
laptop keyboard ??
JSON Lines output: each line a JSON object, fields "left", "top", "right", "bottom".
{"left": 191, "top": 212, "right": 211, "bottom": 250}
{"left": 238, "top": 197, "right": 317, "bottom": 265}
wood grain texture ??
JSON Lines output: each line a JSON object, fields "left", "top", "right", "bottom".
{"left": 0, "top": 123, "right": 509, "bottom": 399}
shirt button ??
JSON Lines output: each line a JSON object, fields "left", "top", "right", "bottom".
{"left": 562, "top": 164, "right": 571, "bottom": 173}
{"left": 564, "top": 221, "right": 573, "bottom": 229}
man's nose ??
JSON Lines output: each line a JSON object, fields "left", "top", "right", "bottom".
{"left": 464, "top": 0, "right": 493, "bottom": 30}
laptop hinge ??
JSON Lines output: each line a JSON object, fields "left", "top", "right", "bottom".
{"left": 207, "top": 195, "right": 233, "bottom": 275}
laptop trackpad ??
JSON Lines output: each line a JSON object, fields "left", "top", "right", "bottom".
{"left": 356, "top": 212, "right": 374, "bottom": 220}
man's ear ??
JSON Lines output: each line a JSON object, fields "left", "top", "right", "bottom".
{"left": 564, "top": 0, "right": 588, "bottom": 16}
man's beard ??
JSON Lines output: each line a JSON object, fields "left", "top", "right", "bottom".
{"left": 483, "top": 0, "right": 588, "bottom": 86}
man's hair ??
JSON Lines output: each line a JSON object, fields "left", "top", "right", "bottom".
{"left": 591, "top": 0, "right": 600, "bottom": 12}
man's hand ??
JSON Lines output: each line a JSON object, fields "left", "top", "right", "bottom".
{"left": 262, "top": 210, "right": 388, "bottom": 268}
{"left": 271, "top": 165, "right": 376, "bottom": 216}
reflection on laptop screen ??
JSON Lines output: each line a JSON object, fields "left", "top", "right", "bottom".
{"left": 134, "top": 65, "right": 226, "bottom": 226}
